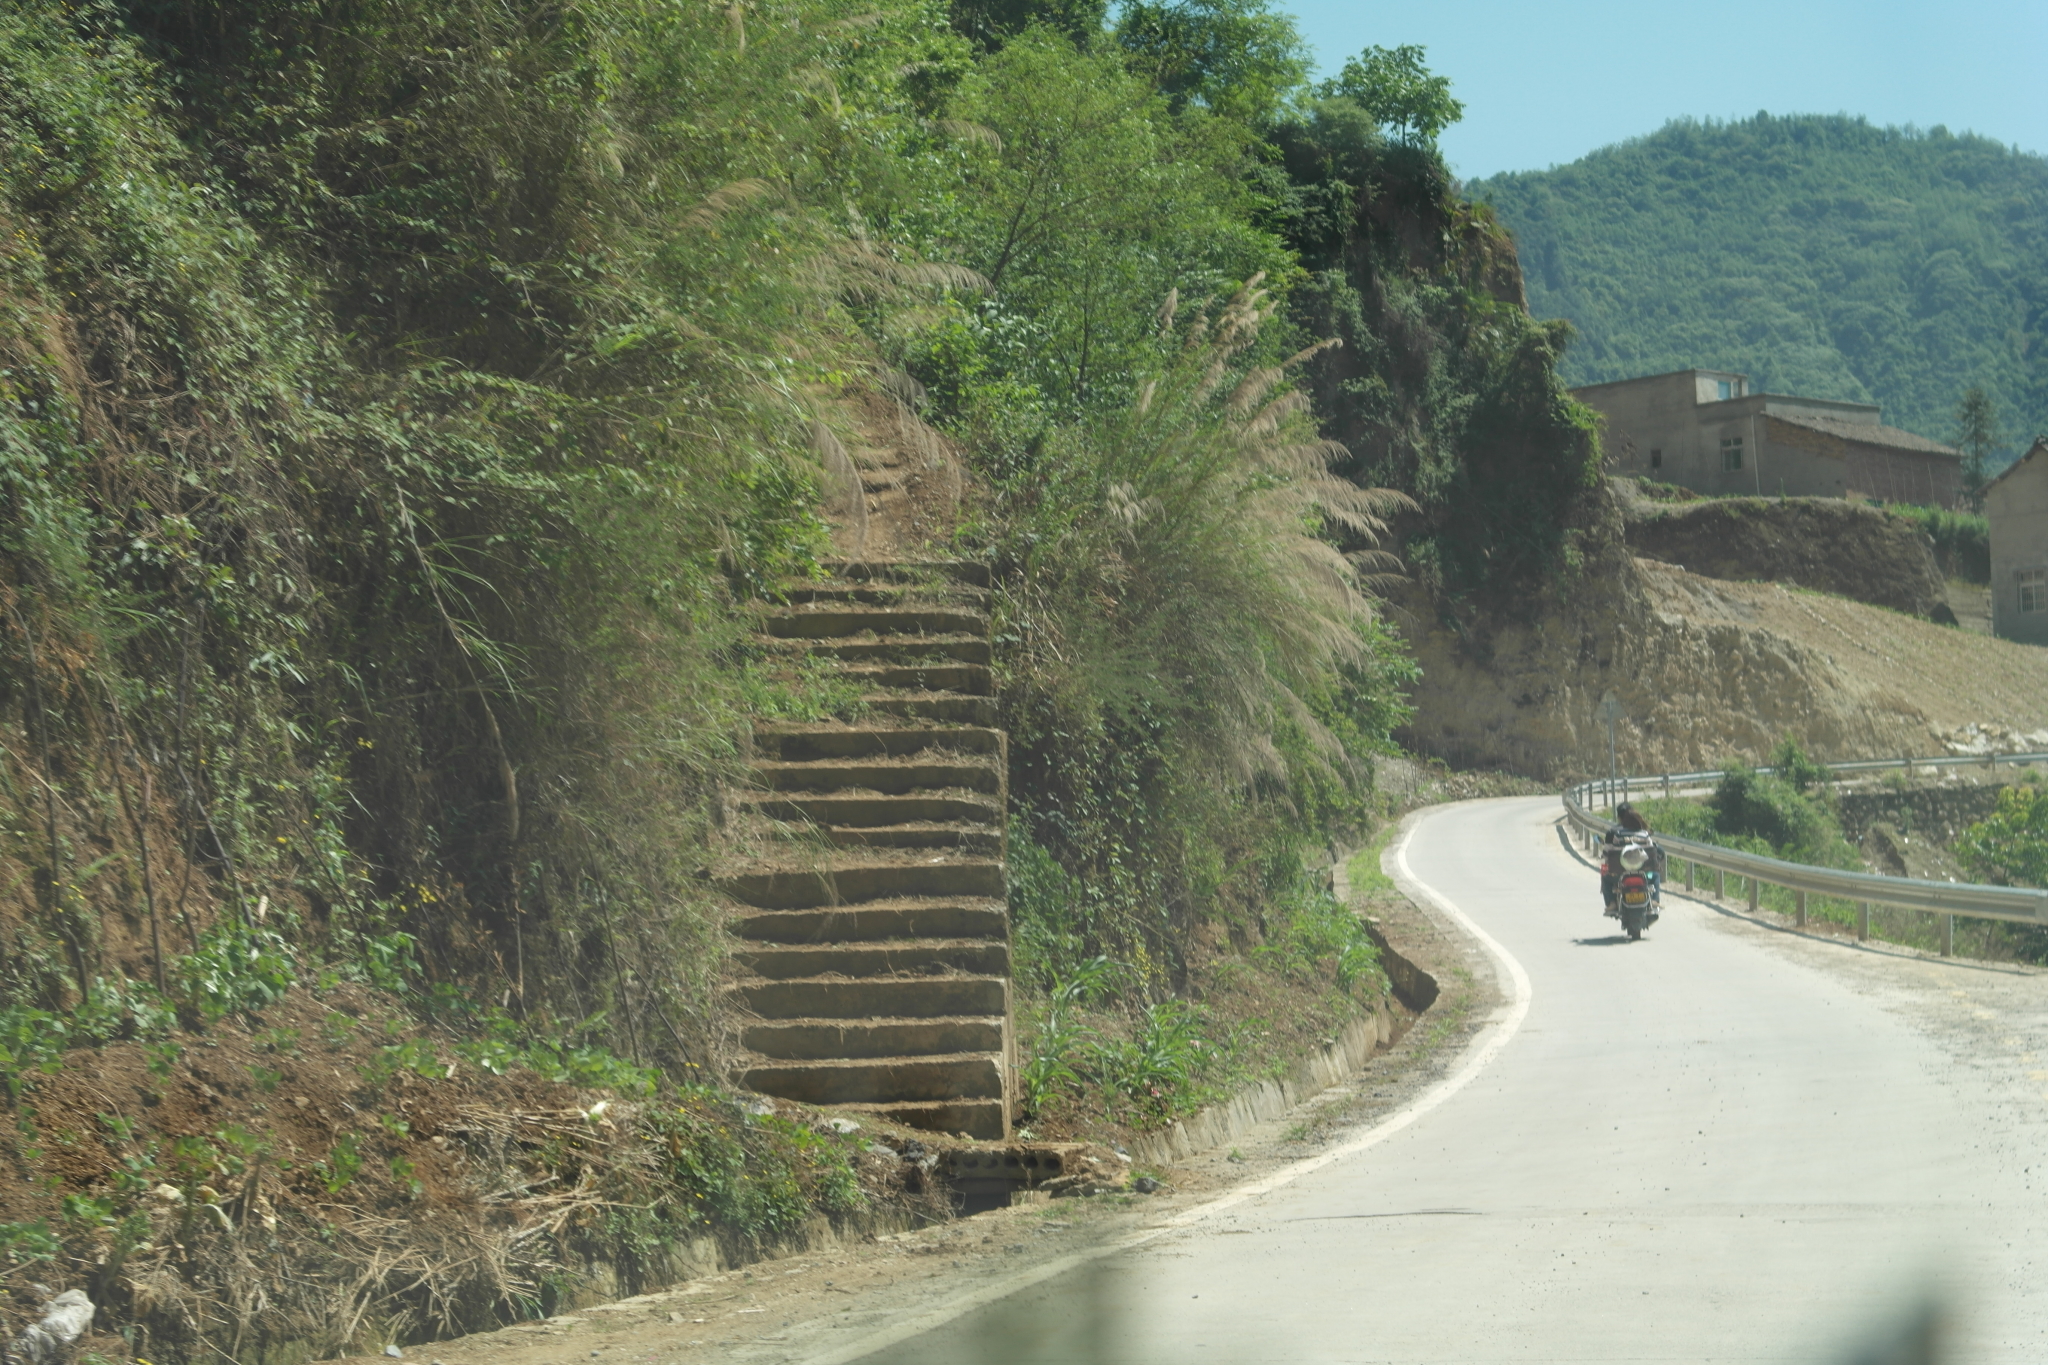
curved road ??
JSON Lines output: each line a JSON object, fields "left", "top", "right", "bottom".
{"left": 854, "top": 796, "right": 2048, "bottom": 1364}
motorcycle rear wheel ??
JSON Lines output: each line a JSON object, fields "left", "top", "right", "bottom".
{"left": 1621, "top": 906, "right": 1645, "bottom": 941}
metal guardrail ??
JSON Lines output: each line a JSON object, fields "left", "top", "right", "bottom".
{"left": 1561, "top": 752, "right": 2048, "bottom": 947}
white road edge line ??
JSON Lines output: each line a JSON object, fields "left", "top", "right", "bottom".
{"left": 796, "top": 801, "right": 1535, "bottom": 1365}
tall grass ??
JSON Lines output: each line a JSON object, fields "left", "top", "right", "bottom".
{"left": 997, "top": 279, "right": 1410, "bottom": 982}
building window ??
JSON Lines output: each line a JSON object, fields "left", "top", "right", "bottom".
{"left": 1720, "top": 437, "right": 1744, "bottom": 471}
{"left": 2020, "top": 568, "right": 2047, "bottom": 615}
{"left": 1717, "top": 380, "right": 1733, "bottom": 401}
{"left": 1649, "top": 448, "right": 1663, "bottom": 470}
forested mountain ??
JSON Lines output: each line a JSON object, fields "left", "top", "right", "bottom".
{"left": 1471, "top": 115, "right": 2048, "bottom": 458}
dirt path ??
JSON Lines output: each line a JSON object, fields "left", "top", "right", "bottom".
{"left": 338, "top": 832, "right": 1505, "bottom": 1365}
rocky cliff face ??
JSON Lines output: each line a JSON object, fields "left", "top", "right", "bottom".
{"left": 1394, "top": 488, "right": 2048, "bottom": 780}
{"left": 1619, "top": 487, "right": 1949, "bottom": 619}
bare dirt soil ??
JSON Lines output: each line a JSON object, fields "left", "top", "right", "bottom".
{"left": 1400, "top": 541, "right": 2048, "bottom": 780}
{"left": 1622, "top": 491, "right": 1948, "bottom": 618}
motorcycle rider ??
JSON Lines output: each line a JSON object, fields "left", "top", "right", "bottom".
{"left": 1600, "top": 801, "right": 1666, "bottom": 910}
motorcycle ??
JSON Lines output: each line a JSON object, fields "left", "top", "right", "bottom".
{"left": 1602, "top": 831, "right": 1662, "bottom": 941}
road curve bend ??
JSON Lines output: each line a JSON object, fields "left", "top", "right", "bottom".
{"left": 855, "top": 795, "right": 2048, "bottom": 1364}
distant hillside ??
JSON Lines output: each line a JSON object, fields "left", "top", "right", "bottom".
{"left": 1471, "top": 114, "right": 2048, "bottom": 460}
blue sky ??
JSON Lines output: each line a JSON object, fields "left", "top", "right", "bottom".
{"left": 1283, "top": 0, "right": 2048, "bottom": 182}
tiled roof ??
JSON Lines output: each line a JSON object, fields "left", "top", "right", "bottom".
{"left": 1769, "top": 412, "right": 1959, "bottom": 458}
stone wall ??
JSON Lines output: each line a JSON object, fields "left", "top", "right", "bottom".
{"left": 1835, "top": 784, "right": 2008, "bottom": 844}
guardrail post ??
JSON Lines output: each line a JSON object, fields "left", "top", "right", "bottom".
{"left": 1663, "top": 772, "right": 1670, "bottom": 798}
{"left": 1942, "top": 914, "right": 1954, "bottom": 958}
{"left": 1748, "top": 878, "right": 1759, "bottom": 913}
{"left": 1795, "top": 890, "right": 1807, "bottom": 927}
{"left": 1684, "top": 860, "right": 1694, "bottom": 892}
{"left": 1857, "top": 902, "right": 1870, "bottom": 942}
{"left": 1715, "top": 868, "right": 1725, "bottom": 900}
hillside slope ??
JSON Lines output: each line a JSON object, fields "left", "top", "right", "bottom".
{"left": 1470, "top": 115, "right": 2048, "bottom": 455}
{"left": 1397, "top": 520, "right": 2048, "bottom": 778}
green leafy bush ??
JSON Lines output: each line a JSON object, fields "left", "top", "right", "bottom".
{"left": 1957, "top": 785, "right": 2048, "bottom": 887}
{"left": 1767, "top": 736, "right": 1831, "bottom": 794}
{"left": 1710, "top": 768, "right": 1834, "bottom": 857}
{"left": 179, "top": 924, "right": 298, "bottom": 1022}
{"left": 1891, "top": 505, "right": 1990, "bottom": 583}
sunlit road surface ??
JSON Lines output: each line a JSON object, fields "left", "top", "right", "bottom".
{"left": 855, "top": 796, "right": 2048, "bottom": 1364}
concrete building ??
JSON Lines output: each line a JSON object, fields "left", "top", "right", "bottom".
{"left": 1574, "top": 369, "right": 1962, "bottom": 507}
{"left": 1986, "top": 437, "right": 2048, "bottom": 645}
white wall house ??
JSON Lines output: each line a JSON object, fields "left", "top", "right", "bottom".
{"left": 1987, "top": 438, "right": 2048, "bottom": 646}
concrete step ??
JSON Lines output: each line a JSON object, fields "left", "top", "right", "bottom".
{"left": 718, "top": 857, "right": 1005, "bottom": 908}
{"left": 821, "top": 559, "right": 991, "bottom": 589}
{"left": 777, "top": 583, "right": 989, "bottom": 610}
{"left": 753, "top": 725, "right": 1003, "bottom": 763}
{"left": 731, "top": 813, "right": 1001, "bottom": 856}
{"left": 782, "top": 635, "right": 992, "bottom": 666}
{"left": 739, "top": 1015, "right": 1005, "bottom": 1060}
{"left": 730, "top": 898, "right": 1009, "bottom": 943}
{"left": 738, "top": 1054, "right": 1003, "bottom": 1106}
{"left": 864, "top": 693, "right": 1000, "bottom": 726}
{"left": 750, "top": 758, "right": 1000, "bottom": 796}
{"left": 737, "top": 791, "right": 1000, "bottom": 827}
{"left": 801, "top": 1098, "right": 1008, "bottom": 1141}
{"left": 822, "top": 822, "right": 1002, "bottom": 853}
{"left": 759, "top": 607, "right": 986, "bottom": 640}
{"left": 730, "top": 973, "right": 1009, "bottom": 1020}
{"left": 734, "top": 937, "right": 1010, "bottom": 980}
{"left": 835, "top": 663, "right": 992, "bottom": 695}
{"left": 860, "top": 471, "right": 907, "bottom": 493}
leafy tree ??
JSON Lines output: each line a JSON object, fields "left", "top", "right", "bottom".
{"left": 1954, "top": 385, "right": 2003, "bottom": 509}
{"left": 1957, "top": 784, "right": 2048, "bottom": 887}
{"left": 1114, "top": 0, "right": 1311, "bottom": 129}
{"left": 1472, "top": 115, "right": 2048, "bottom": 451}
{"left": 949, "top": 0, "right": 1108, "bottom": 47}
{"left": 898, "top": 26, "right": 1287, "bottom": 413}
{"left": 1318, "top": 44, "right": 1463, "bottom": 146}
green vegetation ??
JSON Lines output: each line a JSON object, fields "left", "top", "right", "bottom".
{"left": 1957, "top": 784, "right": 2048, "bottom": 887}
{"left": 0, "top": 0, "right": 1609, "bottom": 1346}
{"left": 1890, "top": 504, "right": 1990, "bottom": 583}
{"left": 1473, "top": 114, "right": 2048, "bottom": 457}
{"left": 1954, "top": 386, "right": 2005, "bottom": 508}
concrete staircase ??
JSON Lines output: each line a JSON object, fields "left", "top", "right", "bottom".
{"left": 721, "top": 560, "right": 1013, "bottom": 1140}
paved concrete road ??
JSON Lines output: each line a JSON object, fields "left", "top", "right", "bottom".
{"left": 856, "top": 796, "right": 2048, "bottom": 1364}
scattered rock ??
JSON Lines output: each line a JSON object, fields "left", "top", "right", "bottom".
{"left": 11, "top": 1290, "right": 93, "bottom": 1365}
{"left": 1133, "top": 1176, "right": 1162, "bottom": 1194}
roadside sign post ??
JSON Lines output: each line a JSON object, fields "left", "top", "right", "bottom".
{"left": 1597, "top": 693, "right": 1623, "bottom": 814}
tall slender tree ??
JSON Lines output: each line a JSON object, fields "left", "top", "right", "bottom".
{"left": 1954, "top": 385, "right": 2002, "bottom": 509}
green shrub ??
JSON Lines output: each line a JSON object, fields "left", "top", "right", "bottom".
{"left": 1890, "top": 504, "right": 1990, "bottom": 584}
{"left": 1957, "top": 785, "right": 2048, "bottom": 887}
{"left": 1710, "top": 768, "right": 1833, "bottom": 855}
{"left": 1630, "top": 798, "right": 1719, "bottom": 842}
{"left": 1767, "top": 736, "right": 1831, "bottom": 794}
